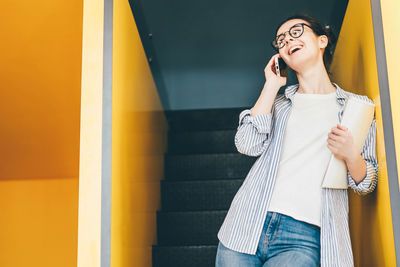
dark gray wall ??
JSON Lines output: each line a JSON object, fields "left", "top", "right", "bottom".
{"left": 130, "top": 0, "right": 348, "bottom": 110}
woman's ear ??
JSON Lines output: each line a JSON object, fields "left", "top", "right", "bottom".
{"left": 318, "top": 35, "right": 328, "bottom": 49}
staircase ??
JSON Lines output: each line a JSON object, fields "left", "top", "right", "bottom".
{"left": 152, "top": 107, "right": 257, "bottom": 267}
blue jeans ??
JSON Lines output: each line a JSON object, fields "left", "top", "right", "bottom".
{"left": 215, "top": 211, "right": 320, "bottom": 266}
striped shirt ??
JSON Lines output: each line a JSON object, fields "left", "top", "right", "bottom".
{"left": 217, "top": 82, "right": 378, "bottom": 267}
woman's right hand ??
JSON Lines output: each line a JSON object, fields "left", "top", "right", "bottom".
{"left": 251, "top": 53, "right": 287, "bottom": 117}
{"left": 264, "top": 53, "right": 287, "bottom": 89}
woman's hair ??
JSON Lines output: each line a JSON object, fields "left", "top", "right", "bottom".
{"left": 273, "top": 13, "right": 337, "bottom": 75}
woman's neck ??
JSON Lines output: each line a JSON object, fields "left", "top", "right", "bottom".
{"left": 296, "top": 63, "right": 336, "bottom": 94}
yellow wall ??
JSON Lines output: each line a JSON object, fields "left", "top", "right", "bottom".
{"left": 0, "top": 179, "right": 79, "bottom": 266}
{"left": 330, "top": 0, "right": 396, "bottom": 265}
{"left": 381, "top": 0, "right": 400, "bottom": 190}
{"left": 0, "top": 0, "right": 82, "bottom": 266}
{"left": 111, "top": 0, "right": 168, "bottom": 266}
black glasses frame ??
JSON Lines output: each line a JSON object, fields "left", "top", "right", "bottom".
{"left": 271, "top": 23, "right": 314, "bottom": 51}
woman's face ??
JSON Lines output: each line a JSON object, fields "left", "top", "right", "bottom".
{"left": 276, "top": 19, "right": 327, "bottom": 72}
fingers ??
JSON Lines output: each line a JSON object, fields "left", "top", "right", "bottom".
{"left": 327, "top": 132, "right": 343, "bottom": 143}
{"left": 327, "top": 139, "right": 337, "bottom": 147}
{"left": 265, "top": 54, "right": 282, "bottom": 77}
{"left": 264, "top": 53, "right": 287, "bottom": 86}
{"left": 265, "top": 53, "right": 280, "bottom": 69}
{"left": 330, "top": 124, "right": 347, "bottom": 135}
{"left": 328, "top": 124, "right": 350, "bottom": 146}
{"left": 337, "top": 124, "right": 348, "bottom": 131}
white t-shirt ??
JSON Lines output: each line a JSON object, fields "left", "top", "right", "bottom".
{"left": 267, "top": 90, "right": 340, "bottom": 227}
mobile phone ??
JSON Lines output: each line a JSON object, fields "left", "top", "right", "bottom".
{"left": 274, "top": 57, "right": 287, "bottom": 77}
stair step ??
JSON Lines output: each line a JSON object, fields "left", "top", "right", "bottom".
{"left": 165, "top": 107, "right": 248, "bottom": 131}
{"left": 165, "top": 153, "right": 256, "bottom": 181}
{"left": 161, "top": 179, "right": 243, "bottom": 211}
{"left": 157, "top": 210, "right": 227, "bottom": 246}
{"left": 167, "top": 129, "right": 237, "bottom": 154}
{"left": 152, "top": 245, "right": 217, "bottom": 267}
{"left": 154, "top": 108, "right": 254, "bottom": 266}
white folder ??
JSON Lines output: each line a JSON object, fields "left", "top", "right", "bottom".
{"left": 321, "top": 96, "right": 375, "bottom": 189}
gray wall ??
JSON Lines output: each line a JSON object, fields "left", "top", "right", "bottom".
{"left": 130, "top": 0, "right": 348, "bottom": 110}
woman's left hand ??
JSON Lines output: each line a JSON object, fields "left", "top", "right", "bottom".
{"left": 327, "top": 124, "right": 358, "bottom": 162}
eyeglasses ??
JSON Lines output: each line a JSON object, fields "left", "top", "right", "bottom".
{"left": 271, "top": 23, "right": 314, "bottom": 50}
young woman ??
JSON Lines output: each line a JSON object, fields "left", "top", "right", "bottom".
{"left": 215, "top": 13, "right": 378, "bottom": 267}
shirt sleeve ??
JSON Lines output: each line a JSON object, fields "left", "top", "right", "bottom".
{"left": 234, "top": 106, "right": 274, "bottom": 157}
{"left": 347, "top": 117, "right": 378, "bottom": 195}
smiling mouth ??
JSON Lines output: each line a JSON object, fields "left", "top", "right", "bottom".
{"left": 289, "top": 46, "right": 303, "bottom": 55}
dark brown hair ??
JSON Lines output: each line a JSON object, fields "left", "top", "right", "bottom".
{"left": 273, "top": 13, "right": 337, "bottom": 75}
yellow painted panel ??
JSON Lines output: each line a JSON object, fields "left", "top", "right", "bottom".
{"left": 111, "top": 0, "right": 168, "bottom": 266}
{"left": 0, "top": 178, "right": 78, "bottom": 267}
{"left": 330, "top": 0, "right": 396, "bottom": 265}
{"left": 0, "top": 0, "right": 82, "bottom": 179}
{"left": 0, "top": 0, "right": 82, "bottom": 266}
{"left": 381, "top": 0, "right": 400, "bottom": 190}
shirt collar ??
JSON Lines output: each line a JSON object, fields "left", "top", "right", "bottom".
{"left": 284, "top": 82, "right": 348, "bottom": 104}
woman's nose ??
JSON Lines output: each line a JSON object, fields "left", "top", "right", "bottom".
{"left": 284, "top": 36, "right": 295, "bottom": 45}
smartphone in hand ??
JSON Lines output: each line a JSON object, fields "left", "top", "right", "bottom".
{"left": 274, "top": 56, "right": 287, "bottom": 77}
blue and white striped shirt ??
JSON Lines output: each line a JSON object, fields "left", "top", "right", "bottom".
{"left": 217, "top": 82, "right": 378, "bottom": 267}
